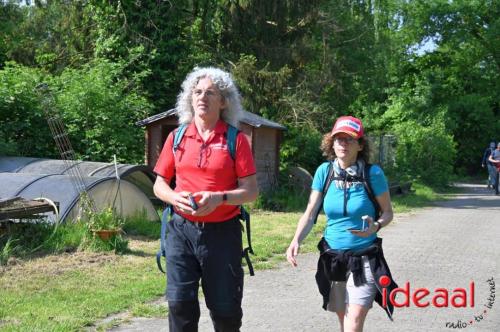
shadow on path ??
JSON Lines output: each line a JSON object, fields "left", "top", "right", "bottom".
{"left": 436, "top": 183, "right": 500, "bottom": 209}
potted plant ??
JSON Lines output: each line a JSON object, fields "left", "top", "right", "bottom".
{"left": 88, "top": 207, "right": 124, "bottom": 240}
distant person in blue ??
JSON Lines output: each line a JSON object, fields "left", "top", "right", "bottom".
{"left": 488, "top": 142, "right": 500, "bottom": 193}
{"left": 286, "top": 116, "right": 397, "bottom": 332}
{"left": 482, "top": 142, "right": 497, "bottom": 189}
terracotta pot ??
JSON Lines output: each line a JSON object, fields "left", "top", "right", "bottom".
{"left": 93, "top": 229, "right": 120, "bottom": 240}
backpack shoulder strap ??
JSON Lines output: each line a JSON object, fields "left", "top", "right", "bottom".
{"left": 226, "top": 124, "right": 239, "bottom": 160}
{"left": 172, "top": 124, "right": 188, "bottom": 155}
{"left": 363, "top": 163, "right": 382, "bottom": 220}
{"left": 156, "top": 125, "right": 188, "bottom": 273}
{"left": 156, "top": 206, "right": 173, "bottom": 273}
{"left": 225, "top": 125, "right": 254, "bottom": 275}
{"left": 322, "top": 162, "right": 336, "bottom": 201}
{"left": 313, "top": 162, "right": 335, "bottom": 224}
{"left": 173, "top": 123, "right": 238, "bottom": 159}
{"left": 239, "top": 206, "right": 254, "bottom": 276}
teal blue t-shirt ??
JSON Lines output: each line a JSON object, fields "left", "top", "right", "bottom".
{"left": 312, "top": 162, "right": 389, "bottom": 250}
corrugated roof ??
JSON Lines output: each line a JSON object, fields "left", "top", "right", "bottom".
{"left": 135, "top": 109, "right": 176, "bottom": 127}
{"left": 0, "top": 157, "right": 155, "bottom": 181}
{"left": 241, "top": 111, "right": 286, "bottom": 130}
{"left": 136, "top": 109, "right": 286, "bottom": 131}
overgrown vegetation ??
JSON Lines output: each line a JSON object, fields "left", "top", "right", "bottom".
{"left": 87, "top": 207, "right": 125, "bottom": 232}
{"left": 0, "top": 210, "right": 150, "bottom": 265}
{"left": 0, "top": 59, "right": 151, "bottom": 163}
{"left": 0, "top": 237, "right": 17, "bottom": 266}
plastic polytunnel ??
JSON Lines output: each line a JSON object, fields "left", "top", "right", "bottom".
{"left": 0, "top": 156, "right": 156, "bottom": 199}
{"left": 0, "top": 157, "right": 160, "bottom": 223}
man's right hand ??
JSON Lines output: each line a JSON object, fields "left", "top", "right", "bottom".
{"left": 172, "top": 191, "right": 194, "bottom": 214}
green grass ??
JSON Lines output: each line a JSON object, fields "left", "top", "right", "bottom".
{"left": 129, "top": 302, "right": 167, "bottom": 318}
{"left": 247, "top": 212, "right": 326, "bottom": 270}
{"left": 391, "top": 182, "right": 439, "bottom": 212}
{"left": 0, "top": 244, "right": 164, "bottom": 331}
{"left": 391, "top": 182, "right": 464, "bottom": 213}
{"left": 0, "top": 182, "right": 446, "bottom": 331}
{"left": 0, "top": 237, "right": 18, "bottom": 266}
{"left": 122, "top": 216, "right": 161, "bottom": 238}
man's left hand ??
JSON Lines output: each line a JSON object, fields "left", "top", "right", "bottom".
{"left": 190, "top": 191, "right": 222, "bottom": 216}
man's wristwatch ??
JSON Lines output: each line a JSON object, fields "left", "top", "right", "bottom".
{"left": 222, "top": 192, "right": 228, "bottom": 203}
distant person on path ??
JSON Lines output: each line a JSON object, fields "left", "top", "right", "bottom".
{"left": 286, "top": 116, "right": 397, "bottom": 332}
{"left": 488, "top": 142, "right": 500, "bottom": 192}
{"left": 482, "top": 142, "right": 497, "bottom": 189}
{"left": 153, "top": 67, "right": 258, "bottom": 332}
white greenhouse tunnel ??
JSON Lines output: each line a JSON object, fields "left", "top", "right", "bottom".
{"left": 0, "top": 157, "right": 160, "bottom": 223}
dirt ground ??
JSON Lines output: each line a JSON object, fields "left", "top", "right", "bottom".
{"left": 0, "top": 237, "right": 152, "bottom": 278}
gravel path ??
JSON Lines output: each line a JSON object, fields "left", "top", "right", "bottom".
{"left": 110, "top": 183, "right": 499, "bottom": 331}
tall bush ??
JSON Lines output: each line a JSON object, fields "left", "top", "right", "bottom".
{"left": 0, "top": 59, "right": 151, "bottom": 164}
{"left": 393, "top": 119, "right": 456, "bottom": 187}
{"left": 280, "top": 125, "right": 323, "bottom": 175}
{"left": 53, "top": 57, "right": 152, "bottom": 163}
{"left": 447, "top": 94, "right": 499, "bottom": 174}
{"left": 0, "top": 63, "right": 56, "bottom": 157}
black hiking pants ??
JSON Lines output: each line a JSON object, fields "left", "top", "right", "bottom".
{"left": 165, "top": 213, "right": 243, "bottom": 332}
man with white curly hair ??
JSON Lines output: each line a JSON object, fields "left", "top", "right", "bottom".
{"left": 153, "top": 67, "right": 259, "bottom": 331}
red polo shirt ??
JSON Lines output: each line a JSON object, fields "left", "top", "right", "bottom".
{"left": 154, "top": 120, "right": 256, "bottom": 222}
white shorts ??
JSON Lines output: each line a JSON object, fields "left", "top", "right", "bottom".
{"left": 326, "top": 256, "right": 377, "bottom": 313}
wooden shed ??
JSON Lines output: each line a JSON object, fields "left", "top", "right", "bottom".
{"left": 136, "top": 109, "right": 287, "bottom": 191}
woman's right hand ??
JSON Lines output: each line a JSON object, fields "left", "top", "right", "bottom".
{"left": 286, "top": 241, "right": 300, "bottom": 267}
{"left": 286, "top": 191, "right": 322, "bottom": 268}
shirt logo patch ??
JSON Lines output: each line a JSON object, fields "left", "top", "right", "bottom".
{"left": 211, "top": 143, "right": 228, "bottom": 151}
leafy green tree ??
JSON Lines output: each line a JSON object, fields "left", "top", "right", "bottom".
{"left": 393, "top": 118, "right": 456, "bottom": 187}
{"left": 0, "top": 63, "right": 56, "bottom": 157}
{"left": 0, "top": 58, "right": 151, "bottom": 164}
{"left": 0, "top": 1, "right": 24, "bottom": 69}
{"left": 87, "top": 0, "right": 197, "bottom": 113}
{"left": 1, "top": 1, "right": 96, "bottom": 72}
{"left": 52, "top": 57, "right": 152, "bottom": 163}
{"left": 279, "top": 126, "right": 323, "bottom": 174}
{"left": 386, "top": 0, "right": 500, "bottom": 174}
{"left": 2, "top": 0, "right": 499, "bottom": 185}
{"left": 232, "top": 54, "right": 293, "bottom": 120}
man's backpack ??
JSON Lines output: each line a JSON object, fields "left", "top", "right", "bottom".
{"left": 156, "top": 123, "right": 255, "bottom": 275}
{"left": 313, "top": 161, "right": 382, "bottom": 224}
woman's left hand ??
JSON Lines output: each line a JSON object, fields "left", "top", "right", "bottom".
{"left": 349, "top": 216, "right": 378, "bottom": 238}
